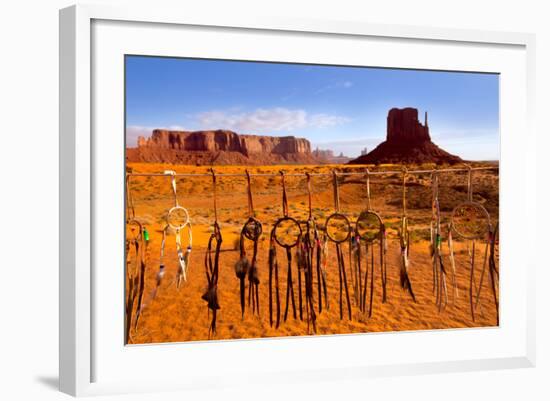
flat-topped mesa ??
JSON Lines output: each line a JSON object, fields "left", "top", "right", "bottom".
{"left": 386, "top": 107, "right": 431, "bottom": 143}
{"left": 129, "top": 129, "right": 316, "bottom": 165}
{"left": 138, "top": 129, "right": 311, "bottom": 154}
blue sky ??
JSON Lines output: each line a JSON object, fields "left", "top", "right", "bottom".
{"left": 126, "top": 56, "right": 499, "bottom": 160}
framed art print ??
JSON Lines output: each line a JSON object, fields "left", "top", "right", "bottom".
{"left": 59, "top": 4, "right": 536, "bottom": 396}
{"left": 124, "top": 56, "right": 500, "bottom": 344}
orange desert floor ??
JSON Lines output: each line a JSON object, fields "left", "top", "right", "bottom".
{"left": 125, "top": 162, "right": 499, "bottom": 344}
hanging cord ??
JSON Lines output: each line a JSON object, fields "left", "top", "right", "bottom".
{"left": 399, "top": 167, "right": 416, "bottom": 302}
{"left": 296, "top": 234, "right": 305, "bottom": 321}
{"left": 306, "top": 172, "right": 313, "bottom": 220}
{"left": 246, "top": 169, "right": 254, "bottom": 218}
{"left": 212, "top": 169, "right": 219, "bottom": 222}
{"left": 350, "top": 232, "right": 360, "bottom": 307}
{"left": 125, "top": 219, "right": 142, "bottom": 344}
{"left": 356, "top": 171, "right": 369, "bottom": 312}
{"left": 333, "top": 170, "right": 341, "bottom": 212}
{"left": 380, "top": 222, "right": 388, "bottom": 304}
{"left": 355, "top": 168, "right": 386, "bottom": 318}
{"left": 469, "top": 172, "right": 499, "bottom": 325}
{"left": 352, "top": 169, "right": 370, "bottom": 307}
{"left": 371, "top": 169, "right": 388, "bottom": 305}
{"left": 320, "top": 234, "right": 330, "bottom": 311}
{"left": 466, "top": 165, "right": 477, "bottom": 321}
{"left": 299, "top": 172, "right": 318, "bottom": 332}
{"left": 449, "top": 164, "right": 492, "bottom": 322}
{"left": 168, "top": 171, "right": 192, "bottom": 288}
{"left": 447, "top": 222, "right": 458, "bottom": 299}
{"left": 431, "top": 170, "right": 449, "bottom": 311}
{"left": 270, "top": 171, "right": 302, "bottom": 325}
{"left": 235, "top": 234, "right": 249, "bottom": 318}
{"left": 234, "top": 170, "right": 255, "bottom": 318}
{"left": 175, "top": 223, "right": 192, "bottom": 289}
{"left": 150, "top": 172, "right": 193, "bottom": 303}
{"left": 235, "top": 170, "right": 255, "bottom": 318}
{"left": 365, "top": 168, "right": 372, "bottom": 211}
{"left": 328, "top": 171, "right": 352, "bottom": 320}
{"left": 175, "top": 228, "right": 185, "bottom": 288}
{"left": 299, "top": 223, "right": 317, "bottom": 333}
{"left": 133, "top": 224, "right": 150, "bottom": 332}
{"left": 488, "top": 222, "right": 500, "bottom": 325}
{"left": 124, "top": 175, "right": 147, "bottom": 343}
{"left": 268, "top": 227, "right": 280, "bottom": 328}
{"left": 126, "top": 174, "right": 136, "bottom": 220}
{"left": 306, "top": 172, "right": 327, "bottom": 314}
{"left": 151, "top": 225, "right": 167, "bottom": 301}
{"left": 281, "top": 171, "right": 297, "bottom": 322}
{"left": 468, "top": 166, "right": 495, "bottom": 319}
{"left": 281, "top": 170, "right": 289, "bottom": 217}
{"left": 430, "top": 172, "right": 437, "bottom": 295}
{"left": 170, "top": 171, "right": 179, "bottom": 207}
{"left": 244, "top": 170, "right": 262, "bottom": 316}
{"left": 202, "top": 169, "right": 223, "bottom": 337}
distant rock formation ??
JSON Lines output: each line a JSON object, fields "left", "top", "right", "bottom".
{"left": 348, "top": 108, "right": 462, "bottom": 165}
{"left": 312, "top": 148, "right": 352, "bottom": 164}
{"left": 127, "top": 129, "right": 319, "bottom": 165}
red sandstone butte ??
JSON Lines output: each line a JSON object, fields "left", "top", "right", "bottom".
{"left": 348, "top": 108, "right": 463, "bottom": 165}
{"left": 126, "top": 129, "right": 319, "bottom": 165}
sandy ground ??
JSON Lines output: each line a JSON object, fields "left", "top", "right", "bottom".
{"left": 125, "top": 162, "right": 499, "bottom": 344}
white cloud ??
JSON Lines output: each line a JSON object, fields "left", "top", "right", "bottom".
{"left": 195, "top": 107, "right": 349, "bottom": 133}
{"left": 125, "top": 108, "right": 350, "bottom": 146}
{"left": 308, "top": 113, "right": 350, "bottom": 128}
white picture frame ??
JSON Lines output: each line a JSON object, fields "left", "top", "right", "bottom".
{"left": 59, "top": 4, "right": 536, "bottom": 397}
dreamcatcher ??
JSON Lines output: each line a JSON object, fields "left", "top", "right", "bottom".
{"left": 269, "top": 171, "right": 302, "bottom": 327}
{"left": 398, "top": 168, "right": 416, "bottom": 302}
{"left": 354, "top": 169, "right": 387, "bottom": 317}
{"left": 234, "top": 170, "right": 263, "bottom": 317}
{"left": 295, "top": 172, "right": 321, "bottom": 333}
{"left": 450, "top": 166, "right": 498, "bottom": 323}
{"left": 324, "top": 171, "right": 352, "bottom": 320}
{"left": 202, "top": 169, "right": 223, "bottom": 336}
{"left": 124, "top": 174, "right": 148, "bottom": 343}
{"left": 152, "top": 171, "right": 192, "bottom": 299}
